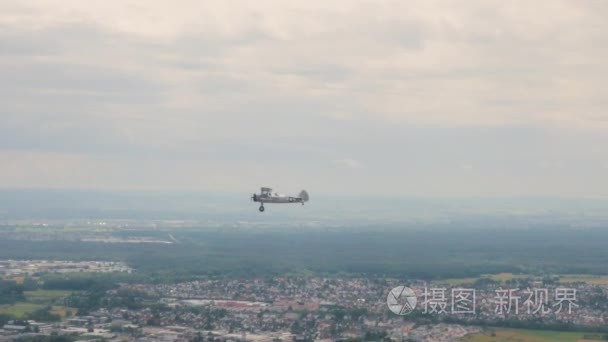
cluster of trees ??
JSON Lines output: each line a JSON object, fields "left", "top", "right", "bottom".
{"left": 25, "top": 306, "right": 61, "bottom": 322}
{"left": 43, "top": 274, "right": 120, "bottom": 314}
{"left": 363, "top": 330, "right": 389, "bottom": 341}
{"left": 0, "top": 279, "right": 25, "bottom": 304}
{"left": 582, "top": 286, "right": 608, "bottom": 311}
{"left": 436, "top": 315, "right": 608, "bottom": 334}
{"left": 4, "top": 227, "right": 608, "bottom": 282}
{"left": 0, "top": 313, "right": 12, "bottom": 326}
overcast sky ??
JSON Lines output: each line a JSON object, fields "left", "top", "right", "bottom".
{"left": 1, "top": 1, "right": 607, "bottom": 197}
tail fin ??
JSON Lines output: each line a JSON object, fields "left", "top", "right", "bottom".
{"left": 299, "top": 190, "right": 310, "bottom": 202}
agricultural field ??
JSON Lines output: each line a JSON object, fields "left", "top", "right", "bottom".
{"left": 50, "top": 305, "right": 78, "bottom": 319}
{"left": 0, "top": 302, "right": 44, "bottom": 318}
{"left": 438, "top": 273, "right": 530, "bottom": 286}
{"left": 4, "top": 226, "right": 608, "bottom": 280}
{"left": 0, "top": 290, "right": 75, "bottom": 319}
{"left": 438, "top": 273, "right": 608, "bottom": 286}
{"left": 558, "top": 275, "right": 608, "bottom": 286}
{"left": 24, "top": 290, "right": 72, "bottom": 303}
{"left": 463, "top": 328, "right": 608, "bottom": 342}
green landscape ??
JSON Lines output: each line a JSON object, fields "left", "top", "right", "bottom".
{"left": 2, "top": 224, "right": 608, "bottom": 340}
{"left": 464, "top": 328, "right": 608, "bottom": 342}
{"left": 2, "top": 225, "right": 608, "bottom": 281}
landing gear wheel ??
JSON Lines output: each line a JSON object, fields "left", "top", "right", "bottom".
{"left": 259, "top": 205, "right": 265, "bottom": 212}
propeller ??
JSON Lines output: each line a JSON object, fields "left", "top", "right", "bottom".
{"left": 299, "top": 190, "right": 309, "bottom": 202}
{"left": 251, "top": 193, "right": 257, "bottom": 202}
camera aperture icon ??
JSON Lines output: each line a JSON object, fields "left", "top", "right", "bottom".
{"left": 387, "top": 286, "right": 417, "bottom": 315}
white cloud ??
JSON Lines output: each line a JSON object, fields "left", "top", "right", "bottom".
{"left": 334, "top": 158, "right": 363, "bottom": 169}
{"left": 1, "top": 1, "right": 608, "bottom": 196}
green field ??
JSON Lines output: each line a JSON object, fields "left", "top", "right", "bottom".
{"left": 438, "top": 273, "right": 530, "bottom": 286}
{"left": 4, "top": 226, "right": 608, "bottom": 280}
{"left": 24, "top": 290, "right": 72, "bottom": 303}
{"left": 438, "top": 273, "right": 608, "bottom": 286}
{"left": 0, "top": 302, "right": 45, "bottom": 318}
{"left": 558, "top": 275, "right": 608, "bottom": 286}
{"left": 0, "top": 290, "right": 75, "bottom": 319}
{"left": 50, "top": 306, "right": 78, "bottom": 319}
{"left": 463, "top": 328, "right": 607, "bottom": 342}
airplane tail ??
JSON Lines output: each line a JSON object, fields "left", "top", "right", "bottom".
{"left": 299, "top": 190, "right": 310, "bottom": 202}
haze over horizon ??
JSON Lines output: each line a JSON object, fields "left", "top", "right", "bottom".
{"left": 2, "top": 1, "right": 607, "bottom": 197}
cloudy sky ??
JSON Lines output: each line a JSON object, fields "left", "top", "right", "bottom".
{"left": 1, "top": 0, "right": 607, "bottom": 197}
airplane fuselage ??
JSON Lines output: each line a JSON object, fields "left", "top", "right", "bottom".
{"left": 251, "top": 188, "right": 309, "bottom": 212}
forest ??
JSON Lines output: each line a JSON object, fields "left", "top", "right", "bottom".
{"left": 1, "top": 225, "right": 608, "bottom": 282}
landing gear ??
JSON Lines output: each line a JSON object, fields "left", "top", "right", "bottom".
{"left": 259, "top": 205, "right": 265, "bottom": 212}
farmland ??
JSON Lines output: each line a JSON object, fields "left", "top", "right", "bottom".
{"left": 463, "top": 328, "right": 608, "bottom": 342}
